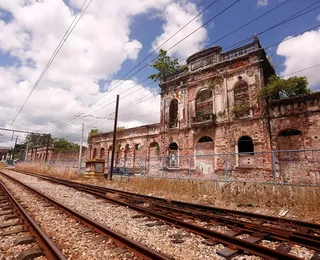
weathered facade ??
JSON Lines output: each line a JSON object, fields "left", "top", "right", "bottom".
{"left": 89, "top": 37, "right": 320, "bottom": 183}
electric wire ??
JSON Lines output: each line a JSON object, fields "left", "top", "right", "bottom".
{"left": 11, "top": 0, "right": 93, "bottom": 125}
{"left": 53, "top": 0, "right": 241, "bottom": 130}
{"left": 52, "top": 1, "right": 318, "bottom": 131}
{"left": 90, "top": 0, "right": 219, "bottom": 107}
{"left": 57, "top": 0, "right": 293, "bottom": 123}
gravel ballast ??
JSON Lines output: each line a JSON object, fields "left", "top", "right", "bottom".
{"left": 3, "top": 169, "right": 314, "bottom": 259}
{"left": 0, "top": 173, "right": 136, "bottom": 260}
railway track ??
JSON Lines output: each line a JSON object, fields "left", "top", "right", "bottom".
{"left": 0, "top": 179, "right": 65, "bottom": 260}
{"left": 4, "top": 169, "right": 320, "bottom": 259}
{"left": 0, "top": 171, "right": 172, "bottom": 260}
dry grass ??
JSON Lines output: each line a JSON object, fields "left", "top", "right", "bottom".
{"left": 15, "top": 162, "right": 320, "bottom": 222}
{"left": 0, "top": 162, "right": 7, "bottom": 170}
{"left": 16, "top": 162, "right": 81, "bottom": 180}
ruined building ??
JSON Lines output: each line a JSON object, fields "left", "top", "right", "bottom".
{"left": 89, "top": 37, "right": 320, "bottom": 183}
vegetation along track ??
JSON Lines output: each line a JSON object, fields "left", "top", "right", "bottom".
{"left": 0, "top": 171, "right": 173, "bottom": 260}
{"left": 0, "top": 178, "right": 66, "bottom": 260}
{"left": 10, "top": 169, "right": 320, "bottom": 259}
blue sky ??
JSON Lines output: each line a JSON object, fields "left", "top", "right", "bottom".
{"left": 0, "top": 0, "right": 320, "bottom": 146}
{"left": 115, "top": 0, "right": 320, "bottom": 89}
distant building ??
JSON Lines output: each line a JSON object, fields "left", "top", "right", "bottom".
{"left": 0, "top": 148, "right": 9, "bottom": 161}
{"left": 88, "top": 37, "right": 320, "bottom": 183}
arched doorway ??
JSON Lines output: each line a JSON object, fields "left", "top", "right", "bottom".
{"left": 168, "top": 142, "right": 178, "bottom": 167}
{"left": 195, "top": 136, "right": 214, "bottom": 175}
{"left": 277, "top": 129, "right": 304, "bottom": 182}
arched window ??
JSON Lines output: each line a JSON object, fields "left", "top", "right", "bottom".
{"left": 135, "top": 143, "right": 141, "bottom": 150}
{"left": 100, "top": 148, "right": 105, "bottom": 159}
{"left": 195, "top": 88, "right": 213, "bottom": 122}
{"left": 198, "top": 136, "right": 214, "bottom": 143}
{"left": 168, "top": 142, "right": 178, "bottom": 167}
{"left": 234, "top": 76, "right": 250, "bottom": 117}
{"left": 238, "top": 136, "right": 254, "bottom": 154}
{"left": 278, "top": 129, "right": 302, "bottom": 136}
{"left": 92, "top": 148, "right": 97, "bottom": 159}
{"left": 149, "top": 142, "right": 160, "bottom": 156}
{"left": 169, "top": 99, "right": 178, "bottom": 128}
{"left": 124, "top": 144, "right": 130, "bottom": 160}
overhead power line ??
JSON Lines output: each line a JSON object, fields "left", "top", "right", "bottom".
{"left": 281, "top": 63, "right": 320, "bottom": 78}
{"left": 0, "top": 127, "right": 48, "bottom": 135}
{"left": 11, "top": 0, "right": 93, "bottom": 125}
{"left": 53, "top": 0, "right": 241, "bottom": 130}
{"left": 91, "top": 0, "right": 242, "bottom": 105}
{"left": 53, "top": 0, "right": 316, "bottom": 131}
{"left": 96, "top": 1, "right": 316, "bottom": 116}
{"left": 56, "top": 0, "right": 291, "bottom": 127}
{"left": 91, "top": 0, "right": 219, "bottom": 106}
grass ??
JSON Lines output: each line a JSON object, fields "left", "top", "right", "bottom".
{"left": 16, "top": 162, "right": 80, "bottom": 180}
{"left": 15, "top": 162, "right": 320, "bottom": 222}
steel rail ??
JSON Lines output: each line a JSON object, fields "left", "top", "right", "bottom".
{"left": 0, "top": 179, "right": 66, "bottom": 260}
{"left": 51, "top": 179, "right": 320, "bottom": 253}
{"left": 0, "top": 171, "right": 172, "bottom": 260}
{"left": 34, "top": 171, "right": 320, "bottom": 231}
{"left": 13, "top": 171, "right": 304, "bottom": 259}
{"left": 24, "top": 169, "right": 320, "bottom": 231}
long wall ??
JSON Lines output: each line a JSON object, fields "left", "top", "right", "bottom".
{"left": 88, "top": 39, "right": 320, "bottom": 184}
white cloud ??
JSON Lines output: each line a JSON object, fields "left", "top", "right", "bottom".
{"left": 257, "top": 0, "right": 268, "bottom": 7}
{"left": 277, "top": 28, "right": 320, "bottom": 89}
{"left": 0, "top": 0, "right": 206, "bottom": 147}
{"left": 316, "top": 14, "right": 320, "bottom": 21}
{"left": 151, "top": 1, "right": 207, "bottom": 59}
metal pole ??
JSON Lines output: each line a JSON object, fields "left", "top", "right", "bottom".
{"left": 12, "top": 135, "right": 19, "bottom": 160}
{"left": 45, "top": 134, "right": 51, "bottom": 162}
{"left": 110, "top": 94, "right": 120, "bottom": 180}
{"left": 25, "top": 142, "right": 29, "bottom": 161}
{"left": 78, "top": 123, "right": 84, "bottom": 173}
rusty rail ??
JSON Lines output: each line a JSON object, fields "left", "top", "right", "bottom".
{"left": 0, "top": 179, "right": 66, "bottom": 260}
{"left": 0, "top": 171, "right": 172, "bottom": 260}
{"left": 13, "top": 170, "right": 317, "bottom": 259}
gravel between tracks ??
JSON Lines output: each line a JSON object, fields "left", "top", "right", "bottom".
{"left": 0, "top": 173, "right": 136, "bottom": 260}
{"left": 0, "top": 169, "right": 264, "bottom": 260}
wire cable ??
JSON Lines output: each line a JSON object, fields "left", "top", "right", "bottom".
{"left": 53, "top": 0, "right": 316, "bottom": 131}
{"left": 11, "top": 0, "right": 93, "bottom": 124}
{"left": 52, "top": 0, "right": 244, "bottom": 130}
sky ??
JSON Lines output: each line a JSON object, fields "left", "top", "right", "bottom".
{"left": 0, "top": 0, "right": 320, "bottom": 148}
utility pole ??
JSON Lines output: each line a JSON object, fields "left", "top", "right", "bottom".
{"left": 25, "top": 142, "right": 29, "bottom": 161}
{"left": 45, "top": 134, "right": 51, "bottom": 162}
{"left": 12, "top": 135, "right": 19, "bottom": 160}
{"left": 109, "top": 94, "right": 119, "bottom": 180}
{"left": 78, "top": 123, "right": 84, "bottom": 173}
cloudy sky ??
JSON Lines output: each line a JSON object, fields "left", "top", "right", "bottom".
{"left": 0, "top": 0, "right": 320, "bottom": 147}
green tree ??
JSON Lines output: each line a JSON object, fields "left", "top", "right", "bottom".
{"left": 260, "top": 75, "right": 310, "bottom": 100}
{"left": 148, "top": 49, "right": 186, "bottom": 83}
{"left": 88, "top": 129, "right": 101, "bottom": 143}
{"left": 53, "top": 138, "right": 79, "bottom": 151}
{"left": 24, "top": 133, "right": 52, "bottom": 147}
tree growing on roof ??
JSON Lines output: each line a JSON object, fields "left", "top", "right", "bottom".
{"left": 87, "top": 129, "right": 102, "bottom": 143}
{"left": 53, "top": 138, "right": 79, "bottom": 151}
{"left": 259, "top": 75, "right": 311, "bottom": 100}
{"left": 148, "top": 49, "right": 186, "bottom": 83}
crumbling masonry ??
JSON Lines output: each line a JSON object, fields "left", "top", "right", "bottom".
{"left": 89, "top": 37, "right": 320, "bottom": 183}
